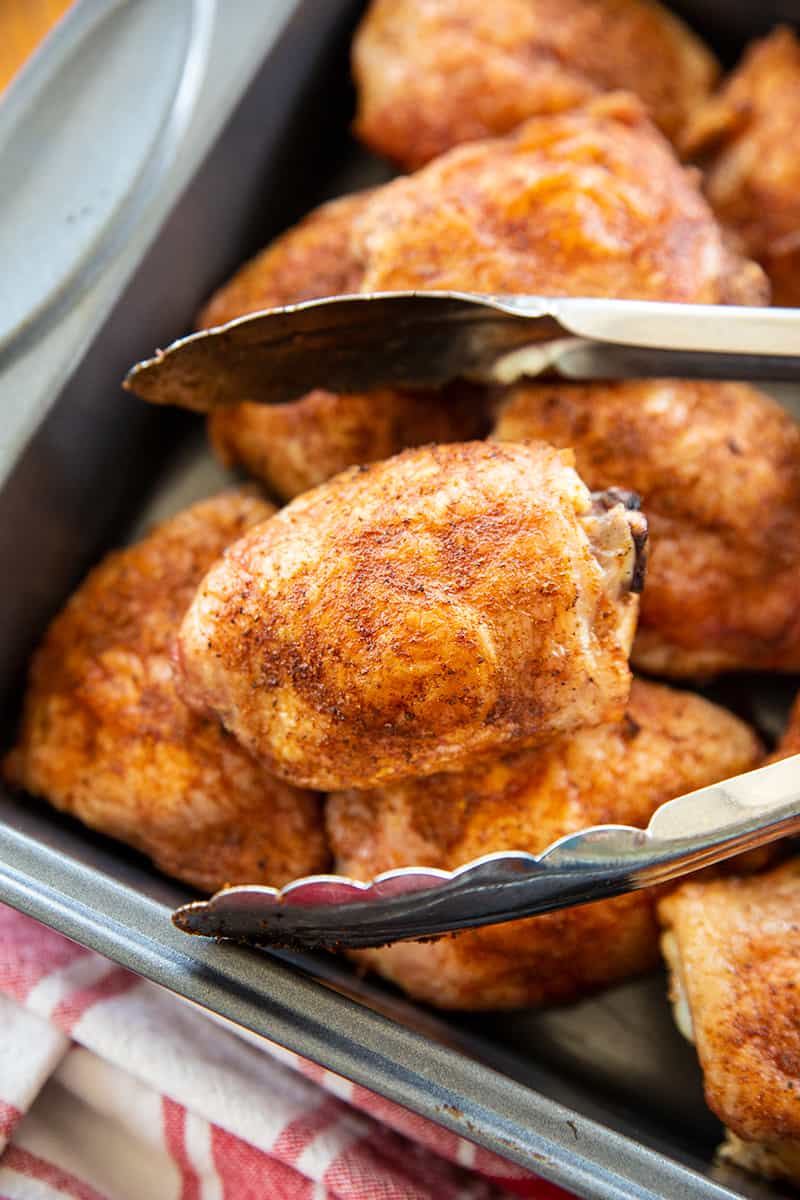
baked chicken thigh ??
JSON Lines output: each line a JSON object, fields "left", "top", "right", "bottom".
{"left": 683, "top": 27, "right": 800, "bottom": 305}
{"left": 660, "top": 860, "right": 800, "bottom": 1183}
{"left": 177, "top": 442, "right": 646, "bottom": 790}
{"left": 200, "top": 190, "right": 485, "bottom": 501}
{"left": 199, "top": 94, "right": 765, "bottom": 501}
{"left": 492, "top": 379, "right": 800, "bottom": 677}
{"left": 326, "top": 679, "right": 761, "bottom": 1009}
{"left": 352, "top": 95, "right": 765, "bottom": 304}
{"left": 659, "top": 697, "right": 800, "bottom": 1184}
{"left": 5, "top": 493, "right": 329, "bottom": 893}
{"left": 352, "top": 0, "right": 718, "bottom": 168}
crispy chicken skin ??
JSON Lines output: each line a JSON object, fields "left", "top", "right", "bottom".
{"left": 492, "top": 379, "right": 800, "bottom": 677}
{"left": 4, "top": 493, "right": 329, "bottom": 893}
{"left": 352, "top": 0, "right": 718, "bottom": 169}
{"left": 208, "top": 385, "right": 486, "bottom": 506}
{"left": 177, "top": 442, "right": 646, "bottom": 791}
{"left": 199, "top": 192, "right": 370, "bottom": 330}
{"left": 352, "top": 94, "right": 767, "bottom": 305}
{"left": 660, "top": 699, "right": 800, "bottom": 1183}
{"left": 660, "top": 857, "right": 800, "bottom": 1184}
{"left": 326, "top": 679, "right": 762, "bottom": 1010}
{"left": 682, "top": 28, "right": 800, "bottom": 305}
{"left": 199, "top": 191, "right": 485, "bottom": 500}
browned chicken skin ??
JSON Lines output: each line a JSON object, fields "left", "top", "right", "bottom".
{"left": 492, "top": 379, "right": 800, "bottom": 677}
{"left": 200, "top": 192, "right": 371, "bottom": 329}
{"left": 660, "top": 857, "right": 800, "bottom": 1184}
{"left": 208, "top": 384, "right": 486, "bottom": 506}
{"left": 352, "top": 0, "right": 719, "bottom": 168}
{"left": 200, "top": 191, "right": 486, "bottom": 500}
{"left": 177, "top": 442, "right": 646, "bottom": 791}
{"left": 660, "top": 697, "right": 800, "bottom": 1185}
{"left": 326, "top": 679, "right": 762, "bottom": 1010}
{"left": 682, "top": 27, "right": 800, "bottom": 305}
{"left": 4, "top": 493, "right": 329, "bottom": 893}
{"left": 352, "top": 94, "right": 766, "bottom": 305}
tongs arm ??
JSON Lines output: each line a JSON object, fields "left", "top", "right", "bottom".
{"left": 173, "top": 754, "right": 800, "bottom": 951}
{"left": 125, "top": 294, "right": 800, "bottom": 412}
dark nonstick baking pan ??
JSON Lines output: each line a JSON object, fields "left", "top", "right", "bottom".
{"left": 0, "top": 3, "right": 796, "bottom": 1198}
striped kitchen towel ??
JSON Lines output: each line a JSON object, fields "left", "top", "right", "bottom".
{"left": 0, "top": 905, "right": 570, "bottom": 1200}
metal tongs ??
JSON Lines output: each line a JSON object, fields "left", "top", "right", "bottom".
{"left": 173, "top": 754, "right": 800, "bottom": 950}
{"left": 125, "top": 293, "right": 800, "bottom": 408}
{"left": 128, "top": 292, "right": 800, "bottom": 950}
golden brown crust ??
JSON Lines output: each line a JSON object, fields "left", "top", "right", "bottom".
{"left": 4, "top": 492, "right": 329, "bottom": 893}
{"left": 199, "top": 192, "right": 372, "bottom": 330}
{"left": 199, "top": 190, "right": 487, "bottom": 499}
{"left": 659, "top": 859, "right": 800, "bottom": 1171}
{"left": 327, "top": 679, "right": 762, "bottom": 1009}
{"left": 208, "top": 385, "right": 487, "bottom": 503}
{"left": 353, "top": 95, "right": 767, "bottom": 305}
{"left": 177, "top": 441, "right": 644, "bottom": 790}
{"left": 492, "top": 379, "right": 800, "bottom": 677}
{"left": 682, "top": 27, "right": 800, "bottom": 305}
{"left": 659, "top": 700, "right": 800, "bottom": 1183}
{"left": 353, "top": 0, "right": 719, "bottom": 168}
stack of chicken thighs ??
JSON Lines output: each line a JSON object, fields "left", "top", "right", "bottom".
{"left": 8, "top": 1, "right": 800, "bottom": 1185}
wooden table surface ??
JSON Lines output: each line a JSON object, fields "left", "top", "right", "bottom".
{"left": 1, "top": 0, "right": 73, "bottom": 93}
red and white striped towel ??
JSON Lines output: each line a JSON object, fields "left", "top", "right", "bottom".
{"left": 0, "top": 905, "right": 571, "bottom": 1200}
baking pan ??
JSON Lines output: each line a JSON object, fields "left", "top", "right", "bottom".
{"left": 0, "top": 3, "right": 797, "bottom": 1198}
